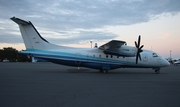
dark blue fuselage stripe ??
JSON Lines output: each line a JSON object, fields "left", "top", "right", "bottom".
{"left": 20, "top": 50, "right": 148, "bottom": 69}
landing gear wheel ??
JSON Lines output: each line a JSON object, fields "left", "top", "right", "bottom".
{"left": 155, "top": 70, "right": 160, "bottom": 74}
{"left": 103, "top": 69, "right": 108, "bottom": 74}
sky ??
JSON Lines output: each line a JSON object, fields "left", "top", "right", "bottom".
{"left": 0, "top": 0, "right": 180, "bottom": 59}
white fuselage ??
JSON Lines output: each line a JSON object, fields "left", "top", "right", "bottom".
{"left": 21, "top": 47, "right": 170, "bottom": 70}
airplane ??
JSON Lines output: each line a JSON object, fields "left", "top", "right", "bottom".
{"left": 10, "top": 17, "right": 170, "bottom": 74}
{"left": 174, "top": 60, "right": 180, "bottom": 65}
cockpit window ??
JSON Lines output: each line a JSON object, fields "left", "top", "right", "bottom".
{"left": 153, "top": 53, "right": 158, "bottom": 57}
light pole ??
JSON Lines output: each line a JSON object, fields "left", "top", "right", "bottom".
{"left": 170, "top": 50, "right": 172, "bottom": 61}
{"left": 90, "top": 41, "right": 92, "bottom": 48}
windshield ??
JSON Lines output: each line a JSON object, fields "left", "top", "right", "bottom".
{"left": 153, "top": 53, "right": 158, "bottom": 57}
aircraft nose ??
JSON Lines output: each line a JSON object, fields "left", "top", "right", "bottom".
{"left": 162, "top": 58, "right": 170, "bottom": 66}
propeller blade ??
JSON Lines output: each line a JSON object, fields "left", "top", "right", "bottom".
{"left": 135, "top": 41, "right": 138, "bottom": 48}
{"left": 135, "top": 35, "right": 144, "bottom": 64}
{"left": 138, "top": 53, "right": 142, "bottom": 60}
{"left": 137, "top": 35, "right": 141, "bottom": 48}
{"left": 140, "top": 45, "right": 144, "bottom": 49}
{"left": 136, "top": 54, "right": 138, "bottom": 64}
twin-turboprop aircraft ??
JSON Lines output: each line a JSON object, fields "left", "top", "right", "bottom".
{"left": 11, "top": 17, "right": 170, "bottom": 74}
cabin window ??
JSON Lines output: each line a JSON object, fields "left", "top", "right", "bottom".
{"left": 93, "top": 55, "right": 95, "bottom": 57}
{"left": 153, "top": 53, "right": 158, "bottom": 57}
{"left": 106, "top": 55, "right": 108, "bottom": 58}
{"left": 111, "top": 55, "right": 113, "bottom": 58}
{"left": 99, "top": 55, "right": 101, "bottom": 58}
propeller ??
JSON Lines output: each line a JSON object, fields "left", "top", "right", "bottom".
{"left": 135, "top": 35, "right": 144, "bottom": 64}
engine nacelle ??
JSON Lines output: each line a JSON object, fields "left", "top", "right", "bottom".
{"left": 103, "top": 45, "right": 137, "bottom": 57}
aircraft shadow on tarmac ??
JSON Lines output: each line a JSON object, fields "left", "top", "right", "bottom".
{"left": 67, "top": 68, "right": 90, "bottom": 73}
{"left": 65, "top": 68, "right": 164, "bottom": 74}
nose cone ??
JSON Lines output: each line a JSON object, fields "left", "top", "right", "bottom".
{"left": 162, "top": 58, "right": 170, "bottom": 67}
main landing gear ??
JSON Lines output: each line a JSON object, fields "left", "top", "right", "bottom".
{"left": 99, "top": 66, "right": 110, "bottom": 74}
{"left": 99, "top": 69, "right": 108, "bottom": 74}
{"left": 155, "top": 70, "right": 160, "bottom": 74}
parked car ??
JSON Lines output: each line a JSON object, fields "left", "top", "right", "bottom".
{"left": 3, "top": 59, "right": 9, "bottom": 62}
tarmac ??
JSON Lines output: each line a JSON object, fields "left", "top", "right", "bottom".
{"left": 0, "top": 62, "right": 180, "bottom": 107}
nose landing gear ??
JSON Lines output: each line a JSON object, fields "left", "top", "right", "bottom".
{"left": 153, "top": 68, "right": 160, "bottom": 74}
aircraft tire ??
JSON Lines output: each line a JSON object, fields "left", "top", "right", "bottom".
{"left": 155, "top": 70, "right": 160, "bottom": 74}
{"left": 103, "top": 69, "right": 108, "bottom": 74}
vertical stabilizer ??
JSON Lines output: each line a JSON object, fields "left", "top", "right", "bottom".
{"left": 11, "top": 17, "right": 58, "bottom": 50}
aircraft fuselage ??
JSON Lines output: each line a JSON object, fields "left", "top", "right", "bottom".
{"left": 20, "top": 48, "right": 169, "bottom": 70}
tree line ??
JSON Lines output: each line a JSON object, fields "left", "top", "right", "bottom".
{"left": 0, "top": 47, "right": 31, "bottom": 62}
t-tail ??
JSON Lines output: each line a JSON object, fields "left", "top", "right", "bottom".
{"left": 11, "top": 17, "right": 60, "bottom": 50}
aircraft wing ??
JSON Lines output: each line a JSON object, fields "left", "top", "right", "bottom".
{"left": 99, "top": 40, "right": 126, "bottom": 50}
{"left": 99, "top": 40, "right": 127, "bottom": 56}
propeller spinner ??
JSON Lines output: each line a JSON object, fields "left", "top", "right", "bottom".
{"left": 135, "top": 35, "right": 144, "bottom": 64}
